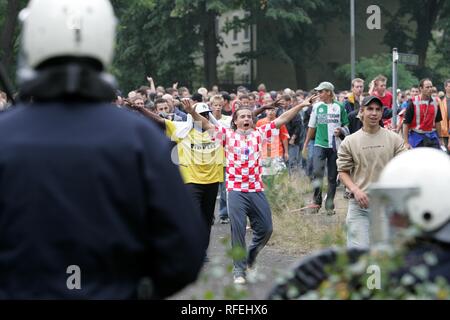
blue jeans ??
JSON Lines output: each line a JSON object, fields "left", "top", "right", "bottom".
{"left": 288, "top": 144, "right": 300, "bottom": 175}
{"left": 312, "top": 146, "right": 337, "bottom": 210}
{"left": 219, "top": 182, "right": 228, "bottom": 219}
{"left": 346, "top": 199, "right": 370, "bottom": 249}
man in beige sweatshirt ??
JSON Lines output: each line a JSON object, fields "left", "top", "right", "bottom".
{"left": 337, "top": 96, "right": 406, "bottom": 249}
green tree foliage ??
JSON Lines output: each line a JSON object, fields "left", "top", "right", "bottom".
{"left": 426, "top": 36, "right": 450, "bottom": 88}
{"left": 0, "top": 0, "right": 27, "bottom": 86}
{"left": 111, "top": 0, "right": 242, "bottom": 92}
{"left": 171, "top": 0, "right": 242, "bottom": 88}
{"left": 384, "top": 0, "right": 450, "bottom": 79}
{"left": 433, "top": 3, "right": 450, "bottom": 87}
{"left": 335, "top": 54, "right": 419, "bottom": 90}
{"left": 231, "top": 0, "right": 345, "bottom": 89}
{"left": 2, "top": 1, "right": 448, "bottom": 94}
{"left": 111, "top": 0, "right": 201, "bottom": 93}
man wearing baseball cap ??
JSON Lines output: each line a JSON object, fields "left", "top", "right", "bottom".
{"left": 302, "top": 81, "right": 349, "bottom": 215}
{"left": 314, "top": 81, "right": 335, "bottom": 92}
{"left": 337, "top": 95, "right": 407, "bottom": 249}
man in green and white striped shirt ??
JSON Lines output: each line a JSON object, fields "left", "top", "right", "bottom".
{"left": 302, "top": 82, "right": 349, "bottom": 215}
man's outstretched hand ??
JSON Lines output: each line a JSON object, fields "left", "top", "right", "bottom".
{"left": 181, "top": 98, "right": 195, "bottom": 114}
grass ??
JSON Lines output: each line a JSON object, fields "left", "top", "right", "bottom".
{"left": 264, "top": 171, "right": 347, "bottom": 256}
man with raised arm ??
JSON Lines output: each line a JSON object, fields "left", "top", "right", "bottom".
{"left": 182, "top": 94, "right": 318, "bottom": 284}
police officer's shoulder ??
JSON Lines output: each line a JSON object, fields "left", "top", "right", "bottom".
{"left": 0, "top": 103, "right": 28, "bottom": 126}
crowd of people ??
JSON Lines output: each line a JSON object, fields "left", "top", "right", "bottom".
{"left": 2, "top": 76, "right": 449, "bottom": 242}
{"left": 65, "top": 72, "right": 446, "bottom": 285}
{"left": 1, "top": 0, "right": 449, "bottom": 300}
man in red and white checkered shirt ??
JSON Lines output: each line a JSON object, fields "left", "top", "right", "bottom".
{"left": 182, "top": 94, "right": 318, "bottom": 284}
{"left": 214, "top": 120, "right": 275, "bottom": 193}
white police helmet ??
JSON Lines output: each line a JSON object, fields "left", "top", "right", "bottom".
{"left": 19, "top": 0, "right": 117, "bottom": 71}
{"left": 369, "top": 148, "right": 450, "bottom": 244}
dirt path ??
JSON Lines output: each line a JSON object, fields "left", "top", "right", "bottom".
{"left": 170, "top": 187, "right": 349, "bottom": 300}
{"left": 170, "top": 220, "right": 299, "bottom": 300}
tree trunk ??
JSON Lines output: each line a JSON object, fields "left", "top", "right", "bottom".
{"left": 413, "top": 0, "right": 444, "bottom": 78}
{"left": 0, "top": 0, "right": 21, "bottom": 72}
{"left": 294, "top": 62, "right": 308, "bottom": 90}
{"left": 202, "top": 7, "right": 218, "bottom": 89}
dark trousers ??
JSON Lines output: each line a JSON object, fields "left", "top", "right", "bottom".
{"left": 186, "top": 183, "right": 219, "bottom": 247}
{"left": 416, "top": 136, "right": 440, "bottom": 149}
{"left": 227, "top": 191, "right": 273, "bottom": 276}
{"left": 312, "top": 146, "right": 338, "bottom": 210}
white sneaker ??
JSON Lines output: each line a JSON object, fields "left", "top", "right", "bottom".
{"left": 233, "top": 276, "right": 246, "bottom": 285}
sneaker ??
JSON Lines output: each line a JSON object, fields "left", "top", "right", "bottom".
{"left": 233, "top": 275, "right": 246, "bottom": 285}
{"left": 220, "top": 217, "right": 230, "bottom": 224}
{"left": 326, "top": 209, "right": 336, "bottom": 216}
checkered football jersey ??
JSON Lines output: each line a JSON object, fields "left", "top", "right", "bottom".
{"left": 214, "top": 121, "right": 278, "bottom": 192}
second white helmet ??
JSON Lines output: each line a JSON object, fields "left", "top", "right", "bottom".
{"left": 370, "top": 148, "right": 450, "bottom": 243}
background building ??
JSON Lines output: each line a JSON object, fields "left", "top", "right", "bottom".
{"left": 217, "top": 1, "right": 398, "bottom": 91}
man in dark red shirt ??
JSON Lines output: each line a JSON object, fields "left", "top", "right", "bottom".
{"left": 369, "top": 75, "right": 393, "bottom": 108}
{"left": 369, "top": 74, "right": 394, "bottom": 128}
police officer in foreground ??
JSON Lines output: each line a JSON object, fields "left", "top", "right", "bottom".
{"left": 269, "top": 148, "right": 450, "bottom": 299}
{"left": 0, "top": 0, "right": 208, "bottom": 299}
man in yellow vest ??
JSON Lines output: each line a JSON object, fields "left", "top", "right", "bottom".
{"left": 130, "top": 101, "right": 223, "bottom": 261}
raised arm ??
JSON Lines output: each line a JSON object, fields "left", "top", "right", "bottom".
{"left": 181, "top": 99, "right": 214, "bottom": 131}
{"left": 368, "top": 80, "right": 375, "bottom": 96}
{"left": 147, "top": 76, "right": 156, "bottom": 94}
{"left": 274, "top": 94, "right": 319, "bottom": 129}
{"left": 127, "top": 101, "right": 166, "bottom": 130}
{"left": 252, "top": 102, "right": 274, "bottom": 118}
